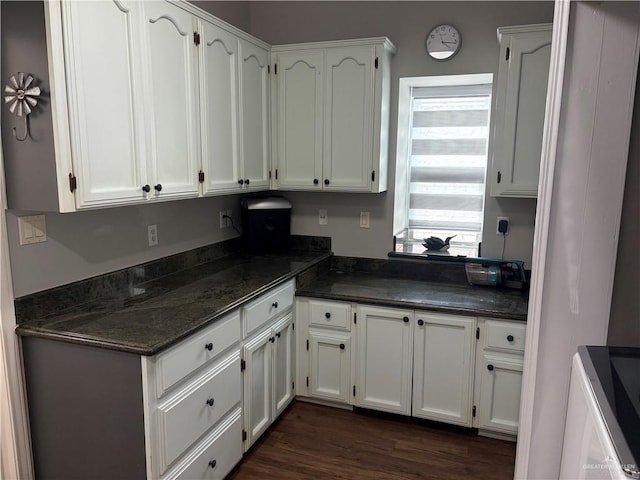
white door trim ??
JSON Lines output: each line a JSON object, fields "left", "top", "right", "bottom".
{"left": 514, "top": 0, "right": 570, "bottom": 477}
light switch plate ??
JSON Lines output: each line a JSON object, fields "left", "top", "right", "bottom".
{"left": 18, "top": 215, "right": 47, "bottom": 245}
{"left": 360, "top": 212, "right": 370, "bottom": 228}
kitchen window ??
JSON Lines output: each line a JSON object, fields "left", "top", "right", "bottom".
{"left": 393, "top": 74, "right": 493, "bottom": 257}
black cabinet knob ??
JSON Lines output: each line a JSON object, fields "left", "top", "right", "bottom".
{"left": 313, "top": 178, "right": 319, "bottom": 185}
{"left": 154, "top": 184, "right": 162, "bottom": 192}
{"left": 244, "top": 179, "right": 250, "bottom": 185}
{"left": 324, "top": 179, "right": 330, "bottom": 185}
{"left": 206, "top": 398, "right": 215, "bottom": 406}
{"left": 487, "top": 364, "right": 494, "bottom": 372}
{"left": 276, "top": 332, "right": 281, "bottom": 338}
{"left": 269, "top": 337, "right": 275, "bottom": 343}
{"left": 325, "top": 312, "right": 331, "bottom": 319}
{"left": 208, "top": 460, "right": 217, "bottom": 469}
{"left": 417, "top": 319, "right": 424, "bottom": 326}
{"left": 238, "top": 179, "right": 244, "bottom": 185}
{"left": 142, "top": 184, "right": 151, "bottom": 193}
{"left": 507, "top": 335, "right": 514, "bottom": 342}
{"left": 272, "top": 301, "right": 278, "bottom": 308}
{"left": 403, "top": 316, "right": 409, "bottom": 323}
{"left": 205, "top": 342, "right": 213, "bottom": 351}
{"left": 339, "top": 343, "right": 345, "bottom": 350}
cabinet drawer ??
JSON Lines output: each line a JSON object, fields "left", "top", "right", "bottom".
{"left": 162, "top": 408, "right": 242, "bottom": 480}
{"left": 243, "top": 280, "right": 294, "bottom": 338}
{"left": 309, "top": 299, "right": 351, "bottom": 331}
{"left": 484, "top": 319, "right": 526, "bottom": 353}
{"left": 156, "top": 311, "right": 240, "bottom": 398}
{"left": 157, "top": 351, "right": 241, "bottom": 472}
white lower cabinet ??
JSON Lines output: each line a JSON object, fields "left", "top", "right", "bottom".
{"left": 412, "top": 312, "right": 476, "bottom": 427}
{"left": 308, "top": 330, "right": 352, "bottom": 403}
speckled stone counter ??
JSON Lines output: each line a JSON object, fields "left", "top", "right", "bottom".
{"left": 16, "top": 251, "right": 331, "bottom": 356}
{"left": 296, "top": 270, "right": 528, "bottom": 321}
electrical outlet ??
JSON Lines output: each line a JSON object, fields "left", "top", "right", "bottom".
{"left": 148, "top": 224, "right": 158, "bottom": 246}
{"left": 318, "top": 209, "right": 328, "bottom": 225}
{"left": 219, "top": 211, "right": 227, "bottom": 229}
{"left": 497, "top": 216, "right": 510, "bottom": 235}
{"left": 226, "top": 209, "right": 233, "bottom": 228}
{"left": 360, "top": 212, "right": 370, "bottom": 228}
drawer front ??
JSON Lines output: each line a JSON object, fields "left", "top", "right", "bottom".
{"left": 156, "top": 311, "right": 240, "bottom": 398}
{"left": 309, "top": 299, "right": 351, "bottom": 331}
{"left": 157, "top": 351, "right": 241, "bottom": 472}
{"left": 484, "top": 319, "right": 526, "bottom": 353}
{"left": 162, "top": 408, "right": 242, "bottom": 480}
{"left": 243, "top": 280, "right": 294, "bottom": 338}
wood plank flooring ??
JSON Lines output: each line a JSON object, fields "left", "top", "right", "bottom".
{"left": 228, "top": 401, "right": 516, "bottom": 479}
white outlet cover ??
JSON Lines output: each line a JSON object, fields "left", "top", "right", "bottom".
{"left": 226, "top": 209, "right": 233, "bottom": 227}
{"left": 319, "top": 209, "right": 328, "bottom": 225}
{"left": 219, "top": 211, "right": 227, "bottom": 229}
{"left": 148, "top": 224, "right": 158, "bottom": 246}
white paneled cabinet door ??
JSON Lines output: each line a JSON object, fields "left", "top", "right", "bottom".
{"left": 323, "top": 46, "right": 374, "bottom": 191}
{"left": 308, "top": 330, "right": 351, "bottom": 404}
{"left": 477, "top": 353, "right": 524, "bottom": 434}
{"left": 412, "top": 313, "right": 475, "bottom": 426}
{"left": 199, "top": 19, "right": 240, "bottom": 195}
{"left": 143, "top": 1, "right": 200, "bottom": 200}
{"left": 240, "top": 40, "right": 271, "bottom": 191}
{"left": 61, "top": 0, "right": 148, "bottom": 208}
{"left": 272, "top": 314, "right": 294, "bottom": 419}
{"left": 355, "top": 305, "right": 413, "bottom": 415}
{"left": 275, "top": 51, "right": 323, "bottom": 190}
{"left": 242, "top": 329, "right": 272, "bottom": 450}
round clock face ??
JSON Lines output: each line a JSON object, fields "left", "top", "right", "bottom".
{"left": 426, "top": 24, "right": 461, "bottom": 61}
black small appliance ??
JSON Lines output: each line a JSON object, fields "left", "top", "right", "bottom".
{"left": 240, "top": 197, "right": 292, "bottom": 254}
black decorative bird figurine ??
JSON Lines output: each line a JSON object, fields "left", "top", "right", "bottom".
{"left": 423, "top": 235, "right": 456, "bottom": 251}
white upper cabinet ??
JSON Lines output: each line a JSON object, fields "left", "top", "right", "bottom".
{"left": 55, "top": 0, "right": 148, "bottom": 209}
{"left": 199, "top": 19, "right": 241, "bottom": 195}
{"left": 272, "top": 38, "right": 395, "bottom": 193}
{"left": 142, "top": 1, "right": 200, "bottom": 200}
{"left": 490, "top": 24, "right": 552, "bottom": 198}
{"left": 239, "top": 39, "right": 271, "bottom": 191}
{"left": 274, "top": 51, "right": 324, "bottom": 190}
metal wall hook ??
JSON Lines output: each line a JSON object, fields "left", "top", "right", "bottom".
{"left": 4, "top": 72, "right": 41, "bottom": 142}
{"left": 12, "top": 116, "right": 29, "bottom": 141}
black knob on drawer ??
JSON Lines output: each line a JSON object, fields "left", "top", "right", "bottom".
{"left": 244, "top": 179, "right": 250, "bottom": 185}
{"left": 324, "top": 179, "right": 330, "bottom": 185}
{"left": 208, "top": 460, "right": 217, "bottom": 469}
{"left": 325, "top": 312, "right": 331, "bottom": 319}
{"left": 154, "top": 183, "right": 162, "bottom": 192}
{"left": 142, "top": 184, "right": 151, "bottom": 193}
{"left": 269, "top": 337, "right": 275, "bottom": 343}
{"left": 339, "top": 343, "right": 345, "bottom": 350}
{"left": 313, "top": 178, "right": 319, "bottom": 185}
{"left": 403, "top": 316, "right": 409, "bottom": 323}
{"left": 487, "top": 364, "right": 494, "bottom": 372}
{"left": 417, "top": 319, "right": 424, "bottom": 326}
{"left": 276, "top": 332, "right": 281, "bottom": 338}
{"left": 238, "top": 179, "right": 244, "bottom": 185}
{"left": 272, "top": 301, "right": 278, "bottom": 308}
{"left": 507, "top": 335, "right": 514, "bottom": 342}
{"left": 205, "top": 342, "right": 213, "bottom": 351}
{"left": 206, "top": 398, "right": 215, "bottom": 407}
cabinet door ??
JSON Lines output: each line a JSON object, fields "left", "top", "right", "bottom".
{"left": 323, "top": 46, "right": 374, "bottom": 191}
{"left": 308, "top": 330, "right": 351, "bottom": 404}
{"left": 491, "top": 27, "right": 551, "bottom": 197}
{"left": 240, "top": 40, "right": 271, "bottom": 191}
{"left": 275, "top": 51, "right": 323, "bottom": 190}
{"left": 412, "top": 313, "right": 475, "bottom": 426}
{"left": 242, "top": 329, "right": 272, "bottom": 450}
{"left": 143, "top": 1, "right": 200, "bottom": 200}
{"left": 61, "top": 0, "right": 148, "bottom": 208}
{"left": 199, "top": 19, "right": 241, "bottom": 195}
{"left": 355, "top": 305, "right": 413, "bottom": 415}
{"left": 477, "top": 353, "right": 524, "bottom": 434}
{"left": 272, "top": 314, "right": 294, "bottom": 419}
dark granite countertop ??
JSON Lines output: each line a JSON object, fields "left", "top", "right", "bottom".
{"left": 16, "top": 251, "right": 331, "bottom": 356}
{"left": 295, "top": 270, "right": 528, "bottom": 321}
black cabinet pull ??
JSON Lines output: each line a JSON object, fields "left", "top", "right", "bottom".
{"left": 507, "top": 335, "right": 514, "bottom": 342}
{"left": 244, "top": 179, "right": 250, "bottom": 185}
{"left": 276, "top": 332, "right": 281, "bottom": 338}
{"left": 325, "top": 312, "right": 331, "bottom": 319}
{"left": 206, "top": 398, "right": 215, "bottom": 406}
{"left": 205, "top": 342, "right": 213, "bottom": 351}
{"left": 154, "top": 184, "right": 162, "bottom": 192}
{"left": 339, "top": 343, "right": 345, "bottom": 350}
{"left": 417, "top": 319, "right": 424, "bottom": 326}
{"left": 403, "top": 316, "right": 409, "bottom": 323}
{"left": 208, "top": 460, "right": 217, "bottom": 469}
{"left": 272, "top": 301, "right": 278, "bottom": 308}
{"left": 324, "top": 179, "right": 330, "bottom": 185}
{"left": 269, "top": 337, "right": 275, "bottom": 343}
{"left": 142, "top": 184, "right": 151, "bottom": 193}
{"left": 238, "top": 179, "right": 244, "bottom": 185}
{"left": 487, "top": 364, "right": 494, "bottom": 372}
{"left": 313, "top": 178, "right": 319, "bottom": 185}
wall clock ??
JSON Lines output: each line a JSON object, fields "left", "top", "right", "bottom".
{"left": 425, "top": 24, "right": 461, "bottom": 61}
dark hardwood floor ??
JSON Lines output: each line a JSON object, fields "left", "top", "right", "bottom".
{"left": 228, "top": 401, "right": 516, "bottom": 479}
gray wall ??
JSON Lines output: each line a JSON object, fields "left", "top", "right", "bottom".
{"left": 249, "top": 1, "right": 551, "bottom": 265}
{"left": 191, "top": 1, "right": 250, "bottom": 31}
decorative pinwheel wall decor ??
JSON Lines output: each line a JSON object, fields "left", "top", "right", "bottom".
{"left": 4, "top": 72, "right": 41, "bottom": 141}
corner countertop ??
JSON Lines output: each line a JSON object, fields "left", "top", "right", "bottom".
{"left": 295, "top": 270, "right": 528, "bottom": 321}
{"left": 16, "top": 251, "right": 331, "bottom": 356}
